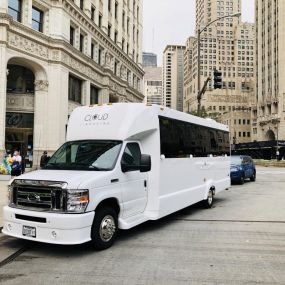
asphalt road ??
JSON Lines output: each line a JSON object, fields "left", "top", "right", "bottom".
{"left": 0, "top": 166, "right": 285, "bottom": 285}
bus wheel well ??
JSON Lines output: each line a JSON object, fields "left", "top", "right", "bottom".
{"left": 95, "top": 198, "right": 120, "bottom": 215}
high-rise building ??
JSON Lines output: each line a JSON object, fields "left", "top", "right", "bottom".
{"left": 163, "top": 45, "right": 185, "bottom": 111}
{"left": 255, "top": 0, "right": 285, "bottom": 142}
{"left": 143, "top": 67, "right": 163, "bottom": 105}
{"left": 184, "top": 0, "right": 255, "bottom": 144}
{"left": 0, "top": 0, "right": 143, "bottom": 166}
{"left": 142, "top": 52, "right": 157, "bottom": 67}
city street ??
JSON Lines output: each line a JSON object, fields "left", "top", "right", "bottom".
{"left": 0, "top": 166, "right": 285, "bottom": 284}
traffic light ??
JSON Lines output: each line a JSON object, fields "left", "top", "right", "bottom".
{"left": 213, "top": 69, "right": 222, "bottom": 89}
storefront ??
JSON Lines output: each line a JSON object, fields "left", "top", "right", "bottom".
{"left": 5, "top": 112, "right": 34, "bottom": 167}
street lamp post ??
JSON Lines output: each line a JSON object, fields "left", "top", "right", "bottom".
{"left": 197, "top": 12, "right": 241, "bottom": 114}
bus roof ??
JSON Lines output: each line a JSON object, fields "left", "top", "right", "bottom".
{"left": 67, "top": 103, "right": 229, "bottom": 141}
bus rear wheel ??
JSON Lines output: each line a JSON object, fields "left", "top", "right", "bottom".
{"left": 202, "top": 190, "right": 214, "bottom": 209}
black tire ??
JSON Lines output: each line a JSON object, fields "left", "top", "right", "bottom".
{"left": 239, "top": 174, "right": 245, "bottom": 185}
{"left": 202, "top": 190, "right": 214, "bottom": 209}
{"left": 250, "top": 171, "right": 256, "bottom": 182}
{"left": 90, "top": 207, "right": 118, "bottom": 250}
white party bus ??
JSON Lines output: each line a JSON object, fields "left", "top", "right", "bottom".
{"left": 3, "top": 103, "right": 230, "bottom": 249}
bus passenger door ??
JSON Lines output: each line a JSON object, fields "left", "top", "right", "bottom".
{"left": 120, "top": 143, "right": 148, "bottom": 218}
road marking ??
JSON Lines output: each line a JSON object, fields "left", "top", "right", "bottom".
{"left": 0, "top": 246, "right": 28, "bottom": 269}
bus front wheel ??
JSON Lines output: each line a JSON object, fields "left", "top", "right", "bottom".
{"left": 90, "top": 207, "right": 118, "bottom": 250}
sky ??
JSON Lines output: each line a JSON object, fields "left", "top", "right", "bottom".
{"left": 143, "top": 0, "right": 255, "bottom": 65}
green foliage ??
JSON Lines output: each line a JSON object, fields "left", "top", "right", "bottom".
{"left": 188, "top": 107, "right": 208, "bottom": 118}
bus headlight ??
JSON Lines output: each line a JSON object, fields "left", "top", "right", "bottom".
{"left": 66, "top": 189, "right": 89, "bottom": 213}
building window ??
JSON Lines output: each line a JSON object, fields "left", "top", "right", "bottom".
{"left": 7, "top": 65, "right": 35, "bottom": 94}
{"left": 32, "top": 6, "right": 43, "bottom": 32}
{"left": 114, "top": 31, "right": 118, "bottom": 43}
{"left": 114, "top": 61, "right": 118, "bottom": 75}
{"left": 90, "top": 85, "right": 99, "bottom": 105}
{"left": 127, "top": 18, "right": 130, "bottom": 34}
{"left": 69, "top": 75, "right": 82, "bottom": 104}
{"left": 91, "top": 6, "right": 95, "bottom": 21}
{"left": 80, "top": 0, "right": 84, "bottom": 10}
{"left": 115, "top": 1, "right": 118, "bottom": 19}
{"left": 122, "top": 11, "right": 125, "bottom": 29}
{"left": 108, "top": 24, "right": 112, "bottom": 37}
{"left": 91, "top": 43, "right": 95, "bottom": 59}
{"left": 70, "top": 26, "right": 75, "bottom": 46}
{"left": 108, "top": 0, "right": 111, "bottom": 12}
{"left": 80, "top": 34, "right": 84, "bottom": 52}
{"left": 98, "top": 47, "right": 102, "bottom": 65}
{"left": 8, "top": 0, "right": 22, "bottom": 22}
{"left": 98, "top": 14, "right": 102, "bottom": 28}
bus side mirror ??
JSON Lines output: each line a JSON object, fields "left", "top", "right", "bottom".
{"left": 140, "top": 154, "right": 151, "bottom": 173}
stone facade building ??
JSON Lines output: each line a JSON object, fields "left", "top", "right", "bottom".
{"left": 163, "top": 45, "right": 185, "bottom": 112}
{"left": 255, "top": 0, "right": 285, "bottom": 142}
{"left": 0, "top": 0, "right": 143, "bottom": 166}
{"left": 184, "top": 0, "right": 255, "bottom": 144}
{"left": 143, "top": 66, "right": 163, "bottom": 105}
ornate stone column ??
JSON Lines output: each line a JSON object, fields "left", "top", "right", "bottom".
{"left": 33, "top": 79, "right": 49, "bottom": 167}
{"left": 100, "top": 88, "right": 109, "bottom": 104}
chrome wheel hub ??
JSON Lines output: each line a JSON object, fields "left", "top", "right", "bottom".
{"left": 208, "top": 191, "right": 213, "bottom": 204}
{"left": 99, "top": 215, "right": 116, "bottom": 242}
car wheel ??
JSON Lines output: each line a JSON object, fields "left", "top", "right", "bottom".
{"left": 90, "top": 207, "right": 118, "bottom": 250}
{"left": 250, "top": 171, "right": 256, "bottom": 182}
{"left": 202, "top": 189, "right": 214, "bottom": 208}
{"left": 239, "top": 175, "right": 245, "bottom": 185}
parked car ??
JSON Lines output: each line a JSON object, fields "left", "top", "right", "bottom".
{"left": 230, "top": 155, "right": 256, "bottom": 184}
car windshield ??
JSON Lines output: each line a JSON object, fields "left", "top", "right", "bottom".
{"left": 231, "top": 156, "right": 242, "bottom": 165}
{"left": 44, "top": 140, "right": 122, "bottom": 171}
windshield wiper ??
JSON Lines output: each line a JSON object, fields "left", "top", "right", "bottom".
{"left": 44, "top": 163, "right": 64, "bottom": 169}
{"left": 88, "top": 165, "right": 109, "bottom": 171}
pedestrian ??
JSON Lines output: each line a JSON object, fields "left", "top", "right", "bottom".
{"left": 40, "top": 151, "right": 50, "bottom": 168}
{"left": 11, "top": 150, "right": 22, "bottom": 177}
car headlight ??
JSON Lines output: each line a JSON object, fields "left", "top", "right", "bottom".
{"left": 66, "top": 189, "right": 89, "bottom": 213}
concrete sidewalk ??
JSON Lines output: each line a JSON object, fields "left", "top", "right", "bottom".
{"left": 0, "top": 180, "right": 9, "bottom": 227}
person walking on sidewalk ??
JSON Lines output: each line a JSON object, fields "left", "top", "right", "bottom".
{"left": 11, "top": 150, "right": 22, "bottom": 177}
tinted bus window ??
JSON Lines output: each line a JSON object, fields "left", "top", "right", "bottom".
{"left": 159, "top": 116, "right": 230, "bottom": 158}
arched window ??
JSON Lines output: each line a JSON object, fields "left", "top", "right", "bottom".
{"left": 7, "top": 65, "right": 35, "bottom": 94}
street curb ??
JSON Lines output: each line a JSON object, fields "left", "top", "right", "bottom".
{"left": 254, "top": 160, "right": 285, "bottom": 168}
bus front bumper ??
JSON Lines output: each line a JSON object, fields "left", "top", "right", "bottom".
{"left": 2, "top": 206, "right": 95, "bottom": 245}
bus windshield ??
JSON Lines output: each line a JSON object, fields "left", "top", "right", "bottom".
{"left": 44, "top": 140, "right": 122, "bottom": 171}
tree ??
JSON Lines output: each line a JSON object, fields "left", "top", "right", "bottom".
{"left": 188, "top": 106, "right": 208, "bottom": 118}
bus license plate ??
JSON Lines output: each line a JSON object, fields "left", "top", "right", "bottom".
{"left": 22, "top": 226, "right": 36, "bottom": 238}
